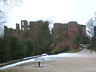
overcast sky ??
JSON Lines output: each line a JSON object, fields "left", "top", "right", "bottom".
{"left": 5, "top": 0, "right": 96, "bottom": 29}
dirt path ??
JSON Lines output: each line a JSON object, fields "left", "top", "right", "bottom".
{"left": 1, "top": 49, "right": 96, "bottom": 72}
{"left": 2, "top": 56, "right": 96, "bottom": 72}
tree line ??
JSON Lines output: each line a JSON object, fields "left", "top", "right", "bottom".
{"left": 0, "top": 21, "right": 52, "bottom": 63}
{"left": 0, "top": 37, "right": 52, "bottom": 63}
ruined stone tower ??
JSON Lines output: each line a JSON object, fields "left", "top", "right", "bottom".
{"left": 16, "top": 23, "right": 20, "bottom": 37}
{"left": 21, "top": 20, "right": 28, "bottom": 32}
{"left": 52, "top": 21, "right": 86, "bottom": 40}
{"left": 67, "top": 21, "right": 78, "bottom": 39}
{"left": 16, "top": 23, "right": 20, "bottom": 31}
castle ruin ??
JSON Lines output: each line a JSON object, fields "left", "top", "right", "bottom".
{"left": 4, "top": 20, "right": 49, "bottom": 41}
{"left": 52, "top": 21, "right": 86, "bottom": 40}
{"left": 4, "top": 20, "right": 86, "bottom": 50}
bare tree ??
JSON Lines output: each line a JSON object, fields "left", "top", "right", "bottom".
{"left": 87, "top": 18, "right": 94, "bottom": 37}
{"left": 0, "top": 0, "right": 22, "bottom": 37}
{"left": 0, "top": 0, "right": 22, "bottom": 6}
{"left": 0, "top": 10, "right": 6, "bottom": 37}
{"left": 87, "top": 13, "right": 96, "bottom": 38}
{"left": 0, "top": 10, "right": 6, "bottom": 29}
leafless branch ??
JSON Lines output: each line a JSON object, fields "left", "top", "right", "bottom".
{"left": 87, "top": 18, "right": 95, "bottom": 37}
{"left": 0, "top": 0, "right": 23, "bottom": 36}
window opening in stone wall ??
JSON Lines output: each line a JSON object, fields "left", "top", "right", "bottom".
{"left": 22, "top": 22, "right": 24, "bottom": 26}
{"left": 22, "top": 27, "right": 24, "bottom": 30}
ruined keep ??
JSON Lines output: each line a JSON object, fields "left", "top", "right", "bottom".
{"left": 52, "top": 21, "right": 86, "bottom": 50}
{"left": 52, "top": 21, "right": 86, "bottom": 40}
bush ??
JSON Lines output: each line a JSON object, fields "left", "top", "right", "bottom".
{"left": 66, "top": 49, "right": 80, "bottom": 53}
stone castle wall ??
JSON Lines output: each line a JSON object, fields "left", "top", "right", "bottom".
{"left": 52, "top": 21, "right": 86, "bottom": 40}
{"left": 4, "top": 20, "right": 86, "bottom": 41}
{"left": 4, "top": 20, "right": 49, "bottom": 40}
{"left": 4, "top": 20, "right": 86, "bottom": 50}
{"left": 52, "top": 21, "right": 86, "bottom": 50}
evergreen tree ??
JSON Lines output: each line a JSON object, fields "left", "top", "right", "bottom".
{"left": 10, "top": 36, "right": 22, "bottom": 60}
{"left": 37, "top": 21, "right": 52, "bottom": 53}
